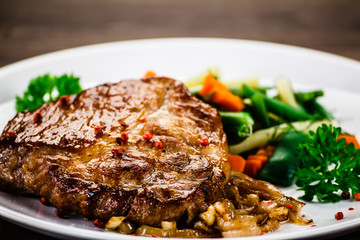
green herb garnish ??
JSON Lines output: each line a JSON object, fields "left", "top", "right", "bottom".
{"left": 15, "top": 73, "right": 82, "bottom": 112}
{"left": 295, "top": 124, "right": 360, "bottom": 202}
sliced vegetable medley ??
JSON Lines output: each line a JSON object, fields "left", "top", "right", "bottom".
{"left": 185, "top": 68, "right": 360, "bottom": 203}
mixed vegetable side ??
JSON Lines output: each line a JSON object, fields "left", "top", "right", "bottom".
{"left": 184, "top": 67, "right": 360, "bottom": 203}
{"left": 15, "top": 70, "right": 360, "bottom": 203}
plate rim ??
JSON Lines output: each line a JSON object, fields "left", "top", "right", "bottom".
{"left": 1, "top": 37, "right": 360, "bottom": 75}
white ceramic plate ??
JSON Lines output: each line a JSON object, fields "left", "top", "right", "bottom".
{"left": 0, "top": 38, "right": 360, "bottom": 240}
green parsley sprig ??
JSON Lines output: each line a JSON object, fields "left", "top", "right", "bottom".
{"left": 295, "top": 124, "right": 360, "bottom": 202}
{"left": 15, "top": 73, "right": 82, "bottom": 112}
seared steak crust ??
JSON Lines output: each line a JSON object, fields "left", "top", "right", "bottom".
{"left": 0, "top": 77, "right": 230, "bottom": 225}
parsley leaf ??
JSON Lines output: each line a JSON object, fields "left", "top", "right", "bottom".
{"left": 295, "top": 124, "right": 360, "bottom": 202}
{"left": 15, "top": 73, "right": 82, "bottom": 112}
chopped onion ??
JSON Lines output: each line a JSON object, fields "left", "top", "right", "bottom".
{"left": 161, "top": 221, "right": 177, "bottom": 231}
{"left": 105, "top": 216, "right": 125, "bottom": 230}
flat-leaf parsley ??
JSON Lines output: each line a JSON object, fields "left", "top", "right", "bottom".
{"left": 295, "top": 124, "right": 360, "bottom": 202}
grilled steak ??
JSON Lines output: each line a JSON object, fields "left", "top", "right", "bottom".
{"left": 0, "top": 77, "right": 230, "bottom": 226}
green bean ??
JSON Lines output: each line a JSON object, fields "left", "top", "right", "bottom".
{"left": 250, "top": 92, "right": 270, "bottom": 127}
{"left": 224, "top": 77, "right": 259, "bottom": 97}
{"left": 295, "top": 90, "right": 324, "bottom": 102}
{"left": 242, "top": 84, "right": 313, "bottom": 121}
{"left": 303, "top": 100, "right": 334, "bottom": 120}
{"left": 219, "top": 111, "right": 254, "bottom": 144}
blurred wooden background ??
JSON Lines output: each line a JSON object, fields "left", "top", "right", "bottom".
{"left": 1, "top": 0, "right": 360, "bottom": 67}
{"left": 1, "top": 0, "right": 360, "bottom": 239}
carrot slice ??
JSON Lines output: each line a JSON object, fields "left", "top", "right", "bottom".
{"left": 244, "top": 160, "right": 263, "bottom": 178}
{"left": 255, "top": 148, "right": 267, "bottom": 157}
{"left": 265, "top": 145, "right": 276, "bottom": 156}
{"left": 199, "top": 74, "right": 244, "bottom": 111}
{"left": 228, "top": 154, "right": 246, "bottom": 172}
{"left": 199, "top": 74, "right": 219, "bottom": 97}
{"left": 212, "top": 91, "right": 244, "bottom": 112}
{"left": 247, "top": 155, "right": 268, "bottom": 164}
{"left": 338, "top": 134, "right": 360, "bottom": 149}
{"left": 144, "top": 71, "right": 156, "bottom": 78}
{"left": 241, "top": 145, "right": 276, "bottom": 178}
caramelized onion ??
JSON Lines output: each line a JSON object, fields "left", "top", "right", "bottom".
{"left": 105, "top": 171, "right": 312, "bottom": 238}
{"left": 118, "top": 221, "right": 136, "bottom": 234}
{"left": 261, "top": 218, "right": 281, "bottom": 233}
{"left": 289, "top": 210, "right": 313, "bottom": 225}
{"left": 135, "top": 225, "right": 208, "bottom": 238}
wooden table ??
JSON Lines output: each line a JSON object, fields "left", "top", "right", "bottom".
{"left": 0, "top": 0, "right": 359, "bottom": 239}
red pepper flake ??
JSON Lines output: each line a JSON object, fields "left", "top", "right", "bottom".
{"left": 56, "top": 210, "right": 65, "bottom": 218}
{"left": 260, "top": 232, "right": 264, "bottom": 236}
{"left": 131, "top": 234, "right": 137, "bottom": 236}
{"left": 6, "top": 132, "right": 16, "bottom": 140}
{"left": 116, "top": 133, "right": 129, "bottom": 145}
{"left": 40, "top": 197, "right": 49, "bottom": 205}
{"left": 267, "top": 201, "right": 273, "bottom": 206}
{"left": 33, "top": 112, "right": 42, "bottom": 122}
{"left": 140, "top": 118, "right": 146, "bottom": 123}
{"left": 121, "top": 132, "right": 129, "bottom": 143}
{"left": 349, "top": 207, "right": 354, "bottom": 211}
{"left": 354, "top": 192, "right": 360, "bottom": 201}
{"left": 302, "top": 214, "right": 306, "bottom": 217}
{"left": 93, "top": 219, "right": 104, "bottom": 228}
{"left": 116, "top": 137, "right": 122, "bottom": 145}
{"left": 143, "top": 133, "right": 153, "bottom": 141}
{"left": 286, "top": 204, "right": 293, "bottom": 209}
{"left": 341, "top": 192, "right": 350, "bottom": 199}
{"left": 155, "top": 141, "right": 163, "bottom": 149}
{"left": 200, "top": 138, "right": 209, "bottom": 146}
{"left": 311, "top": 225, "right": 316, "bottom": 227}
{"left": 59, "top": 96, "right": 69, "bottom": 107}
{"left": 94, "top": 125, "right": 102, "bottom": 135}
{"left": 112, "top": 148, "right": 125, "bottom": 156}
{"left": 335, "top": 212, "right": 344, "bottom": 220}
{"left": 151, "top": 235, "right": 158, "bottom": 238}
